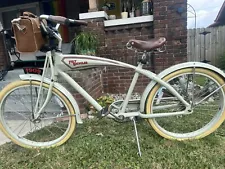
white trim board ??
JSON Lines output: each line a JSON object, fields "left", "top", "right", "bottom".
{"left": 104, "top": 15, "right": 153, "bottom": 27}
{"left": 79, "top": 11, "right": 108, "bottom": 20}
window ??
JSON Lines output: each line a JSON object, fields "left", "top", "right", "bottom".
{"left": 0, "top": 21, "right": 2, "bottom": 31}
{"left": 0, "top": 2, "right": 40, "bottom": 30}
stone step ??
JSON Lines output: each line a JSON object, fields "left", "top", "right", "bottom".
{"left": 0, "top": 69, "right": 24, "bottom": 90}
{"left": 0, "top": 69, "right": 23, "bottom": 83}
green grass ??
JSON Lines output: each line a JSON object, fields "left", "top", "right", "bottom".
{"left": 1, "top": 118, "right": 225, "bottom": 169}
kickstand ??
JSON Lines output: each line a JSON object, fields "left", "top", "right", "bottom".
{"left": 131, "top": 117, "right": 142, "bottom": 157}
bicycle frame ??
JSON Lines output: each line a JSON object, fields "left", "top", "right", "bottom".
{"left": 31, "top": 50, "right": 192, "bottom": 120}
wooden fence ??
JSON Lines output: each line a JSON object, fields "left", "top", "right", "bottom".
{"left": 187, "top": 26, "right": 225, "bottom": 66}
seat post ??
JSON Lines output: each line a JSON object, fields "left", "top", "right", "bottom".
{"left": 138, "top": 51, "right": 148, "bottom": 65}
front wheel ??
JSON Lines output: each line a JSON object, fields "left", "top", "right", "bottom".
{"left": 0, "top": 80, "right": 76, "bottom": 148}
{"left": 145, "top": 68, "right": 225, "bottom": 140}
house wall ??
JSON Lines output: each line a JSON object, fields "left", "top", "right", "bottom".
{"left": 0, "top": 0, "right": 188, "bottom": 114}
{"left": 153, "top": 0, "right": 187, "bottom": 72}
{"left": 59, "top": 68, "right": 103, "bottom": 113}
{"left": 102, "top": 23, "right": 154, "bottom": 94}
{"left": 0, "top": 34, "right": 7, "bottom": 70}
{"left": 80, "top": 0, "right": 187, "bottom": 94}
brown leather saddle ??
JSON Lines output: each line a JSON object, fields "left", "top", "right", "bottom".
{"left": 128, "top": 37, "right": 166, "bottom": 51}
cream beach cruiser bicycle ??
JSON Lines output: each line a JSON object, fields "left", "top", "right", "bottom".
{"left": 0, "top": 14, "right": 225, "bottom": 156}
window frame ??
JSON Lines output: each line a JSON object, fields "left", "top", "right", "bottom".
{"left": 0, "top": 2, "right": 40, "bottom": 30}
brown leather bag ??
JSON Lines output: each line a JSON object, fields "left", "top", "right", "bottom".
{"left": 12, "top": 12, "right": 46, "bottom": 53}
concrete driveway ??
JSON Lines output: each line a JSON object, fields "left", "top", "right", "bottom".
{"left": 0, "top": 130, "right": 10, "bottom": 145}
{"left": 0, "top": 69, "right": 23, "bottom": 145}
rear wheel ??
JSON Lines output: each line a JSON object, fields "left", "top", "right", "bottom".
{"left": 145, "top": 68, "right": 225, "bottom": 140}
{"left": 0, "top": 80, "right": 76, "bottom": 148}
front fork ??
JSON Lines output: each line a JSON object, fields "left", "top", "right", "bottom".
{"left": 31, "top": 51, "right": 55, "bottom": 120}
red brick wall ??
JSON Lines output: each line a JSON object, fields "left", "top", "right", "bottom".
{"left": 79, "top": 19, "right": 155, "bottom": 94}
{"left": 0, "top": 0, "right": 188, "bottom": 114}
{"left": 0, "top": 34, "right": 7, "bottom": 70}
{"left": 60, "top": 68, "right": 103, "bottom": 113}
{"left": 69, "top": 0, "right": 188, "bottom": 110}
{"left": 79, "top": 0, "right": 188, "bottom": 94}
{"left": 153, "top": 0, "right": 187, "bottom": 72}
{"left": 102, "top": 23, "right": 154, "bottom": 93}
{"left": 0, "top": 1, "right": 188, "bottom": 113}
{"left": 73, "top": 69, "right": 103, "bottom": 113}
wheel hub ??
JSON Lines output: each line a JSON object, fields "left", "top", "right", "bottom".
{"left": 33, "top": 118, "right": 41, "bottom": 123}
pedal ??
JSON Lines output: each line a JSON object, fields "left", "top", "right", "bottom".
{"left": 97, "top": 107, "right": 109, "bottom": 119}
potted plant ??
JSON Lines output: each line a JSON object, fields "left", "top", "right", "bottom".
{"left": 102, "top": 2, "right": 110, "bottom": 12}
{"left": 135, "top": 5, "right": 141, "bottom": 16}
{"left": 134, "top": 0, "right": 142, "bottom": 16}
{"left": 72, "top": 32, "right": 98, "bottom": 55}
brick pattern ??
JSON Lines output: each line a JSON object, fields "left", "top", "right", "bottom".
{"left": 59, "top": 68, "right": 103, "bottom": 113}
{"left": 0, "top": 0, "right": 188, "bottom": 113}
{"left": 103, "top": 67, "right": 151, "bottom": 94}
{"left": 102, "top": 23, "right": 154, "bottom": 93}
{"left": 67, "top": 18, "right": 106, "bottom": 113}
{"left": 153, "top": 0, "right": 187, "bottom": 72}
{"left": 78, "top": 0, "right": 188, "bottom": 94}
{"left": 82, "top": 18, "right": 106, "bottom": 52}
{"left": 103, "top": 23, "right": 154, "bottom": 64}
{"left": 80, "top": 20, "right": 154, "bottom": 93}
{"left": 0, "top": 34, "right": 7, "bottom": 70}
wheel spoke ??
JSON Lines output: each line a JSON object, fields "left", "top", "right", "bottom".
{"left": 0, "top": 81, "right": 76, "bottom": 148}
{"left": 146, "top": 68, "right": 225, "bottom": 140}
{"left": 12, "top": 119, "right": 29, "bottom": 136}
